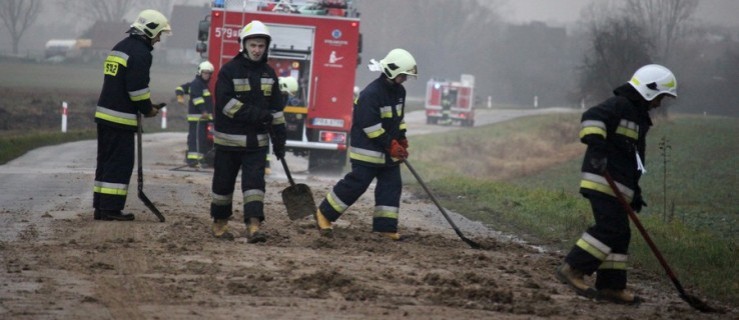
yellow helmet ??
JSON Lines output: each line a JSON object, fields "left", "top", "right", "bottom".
{"left": 628, "top": 64, "right": 677, "bottom": 101}
{"left": 380, "top": 48, "right": 417, "bottom": 79}
{"left": 197, "top": 61, "right": 214, "bottom": 75}
{"left": 239, "top": 20, "right": 271, "bottom": 52}
{"left": 278, "top": 76, "right": 299, "bottom": 95}
{"left": 131, "top": 9, "right": 171, "bottom": 38}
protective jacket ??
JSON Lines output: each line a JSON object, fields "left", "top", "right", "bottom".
{"left": 213, "top": 53, "right": 285, "bottom": 151}
{"left": 349, "top": 75, "right": 408, "bottom": 167}
{"left": 579, "top": 84, "right": 652, "bottom": 203}
{"left": 187, "top": 76, "right": 213, "bottom": 121}
{"left": 175, "top": 82, "right": 190, "bottom": 96}
{"left": 95, "top": 35, "right": 156, "bottom": 131}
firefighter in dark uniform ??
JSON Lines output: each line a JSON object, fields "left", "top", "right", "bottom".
{"left": 92, "top": 9, "right": 170, "bottom": 221}
{"left": 184, "top": 61, "right": 215, "bottom": 167}
{"left": 439, "top": 87, "right": 453, "bottom": 125}
{"left": 314, "top": 48, "right": 417, "bottom": 241}
{"left": 557, "top": 64, "right": 677, "bottom": 304}
{"left": 210, "top": 20, "right": 286, "bottom": 243}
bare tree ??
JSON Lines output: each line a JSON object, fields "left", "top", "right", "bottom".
{"left": 578, "top": 2, "right": 653, "bottom": 101}
{"left": 57, "top": 0, "right": 136, "bottom": 23}
{"left": 0, "top": 0, "right": 42, "bottom": 55}
{"left": 623, "top": 0, "right": 699, "bottom": 63}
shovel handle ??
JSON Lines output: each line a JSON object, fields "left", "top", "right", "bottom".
{"left": 280, "top": 157, "right": 296, "bottom": 186}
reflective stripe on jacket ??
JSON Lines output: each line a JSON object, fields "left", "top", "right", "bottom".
{"left": 213, "top": 53, "right": 283, "bottom": 151}
{"left": 95, "top": 35, "right": 155, "bottom": 131}
{"left": 349, "top": 75, "right": 407, "bottom": 167}
{"left": 579, "top": 84, "right": 652, "bottom": 200}
{"left": 187, "top": 76, "right": 213, "bottom": 122}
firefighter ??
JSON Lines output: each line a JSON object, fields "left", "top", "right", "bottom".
{"left": 557, "top": 64, "right": 677, "bottom": 304}
{"left": 314, "top": 48, "right": 417, "bottom": 240}
{"left": 92, "top": 9, "right": 170, "bottom": 221}
{"left": 439, "top": 87, "right": 452, "bottom": 125}
{"left": 183, "top": 61, "right": 215, "bottom": 167}
{"left": 210, "top": 20, "right": 286, "bottom": 243}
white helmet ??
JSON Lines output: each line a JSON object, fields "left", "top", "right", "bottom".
{"left": 628, "top": 64, "right": 677, "bottom": 101}
{"left": 197, "top": 61, "right": 214, "bottom": 75}
{"left": 380, "top": 48, "right": 417, "bottom": 79}
{"left": 278, "top": 76, "right": 299, "bottom": 95}
{"left": 131, "top": 9, "right": 171, "bottom": 39}
{"left": 239, "top": 20, "right": 271, "bottom": 52}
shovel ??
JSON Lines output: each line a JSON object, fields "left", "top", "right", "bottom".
{"left": 136, "top": 112, "right": 165, "bottom": 222}
{"left": 279, "top": 156, "right": 317, "bottom": 220}
{"left": 604, "top": 172, "right": 717, "bottom": 313}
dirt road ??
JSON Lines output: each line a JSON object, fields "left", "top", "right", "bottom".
{"left": 0, "top": 109, "right": 732, "bottom": 319}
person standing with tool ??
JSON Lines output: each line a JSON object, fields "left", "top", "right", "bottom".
{"left": 183, "top": 61, "right": 215, "bottom": 168}
{"left": 210, "top": 20, "right": 286, "bottom": 243}
{"left": 92, "top": 9, "right": 170, "bottom": 221}
{"left": 314, "top": 48, "right": 416, "bottom": 241}
{"left": 557, "top": 64, "right": 677, "bottom": 304}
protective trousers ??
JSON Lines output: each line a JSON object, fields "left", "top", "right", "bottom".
{"left": 565, "top": 195, "right": 631, "bottom": 290}
{"left": 318, "top": 163, "right": 401, "bottom": 233}
{"left": 186, "top": 120, "right": 208, "bottom": 164}
{"left": 210, "top": 148, "right": 267, "bottom": 223}
{"left": 93, "top": 124, "right": 135, "bottom": 211}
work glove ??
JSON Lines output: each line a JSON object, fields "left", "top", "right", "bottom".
{"left": 590, "top": 157, "right": 607, "bottom": 173}
{"left": 398, "top": 138, "right": 409, "bottom": 149}
{"left": 273, "top": 141, "right": 286, "bottom": 160}
{"left": 631, "top": 194, "right": 647, "bottom": 213}
{"left": 249, "top": 98, "right": 272, "bottom": 125}
{"left": 145, "top": 103, "right": 166, "bottom": 118}
{"left": 176, "top": 95, "right": 185, "bottom": 104}
{"left": 387, "top": 139, "right": 409, "bottom": 160}
{"left": 589, "top": 145, "right": 608, "bottom": 173}
{"left": 258, "top": 109, "right": 273, "bottom": 125}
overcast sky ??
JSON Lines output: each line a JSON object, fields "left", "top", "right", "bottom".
{"left": 496, "top": 0, "right": 739, "bottom": 27}
{"left": 2, "top": 0, "right": 739, "bottom": 53}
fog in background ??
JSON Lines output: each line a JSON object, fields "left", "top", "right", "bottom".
{"left": 1, "top": 0, "right": 738, "bottom": 116}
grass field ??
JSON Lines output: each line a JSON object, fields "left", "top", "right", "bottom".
{"left": 406, "top": 114, "right": 738, "bottom": 305}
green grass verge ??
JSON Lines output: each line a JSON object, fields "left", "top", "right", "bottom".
{"left": 0, "top": 130, "right": 96, "bottom": 165}
{"left": 406, "top": 114, "right": 738, "bottom": 305}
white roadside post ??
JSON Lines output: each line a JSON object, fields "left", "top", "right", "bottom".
{"left": 61, "top": 101, "right": 68, "bottom": 133}
{"left": 161, "top": 106, "right": 167, "bottom": 129}
{"left": 534, "top": 95, "right": 538, "bottom": 108}
{"left": 487, "top": 96, "right": 492, "bottom": 109}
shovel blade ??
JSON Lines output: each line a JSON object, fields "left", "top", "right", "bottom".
{"left": 282, "top": 183, "right": 316, "bottom": 220}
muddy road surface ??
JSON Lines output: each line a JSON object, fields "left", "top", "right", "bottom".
{"left": 0, "top": 110, "right": 732, "bottom": 319}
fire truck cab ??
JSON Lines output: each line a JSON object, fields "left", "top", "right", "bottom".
{"left": 198, "top": 0, "right": 360, "bottom": 173}
{"left": 425, "top": 74, "right": 475, "bottom": 127}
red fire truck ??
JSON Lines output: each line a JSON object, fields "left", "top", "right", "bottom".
{"left": 424, "top": 74, "right": 475, "bottom": 127}
{"left": 197, "top": 0, "right": 360, "bottom": 173}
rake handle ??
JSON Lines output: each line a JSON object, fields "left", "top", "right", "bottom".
{"left": 603, "top": 172, "right": 686, "bottom": 296}
{"left": 403, "top": 160, "right": 481, "bottom": 249}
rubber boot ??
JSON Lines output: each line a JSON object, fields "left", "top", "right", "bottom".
{"left": 378, "top": 232, "right": 402, "bottom": 241}
{"left": 212, "top": 219, "right": 234, "bottom": 240}
{"left": 246, "top": 218, "right": 266, "bottom": 243}
{"left": 596, "top": 289, "right": 642, "bottom": 305}
{"left": 314, "top": 209, "right": 333, "bottom": 238}
{"left": 556, "top": 263, "right": 596, "bottom": 298}
{"left": 95, "top": 209, "right": 135, "bottom": 221}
